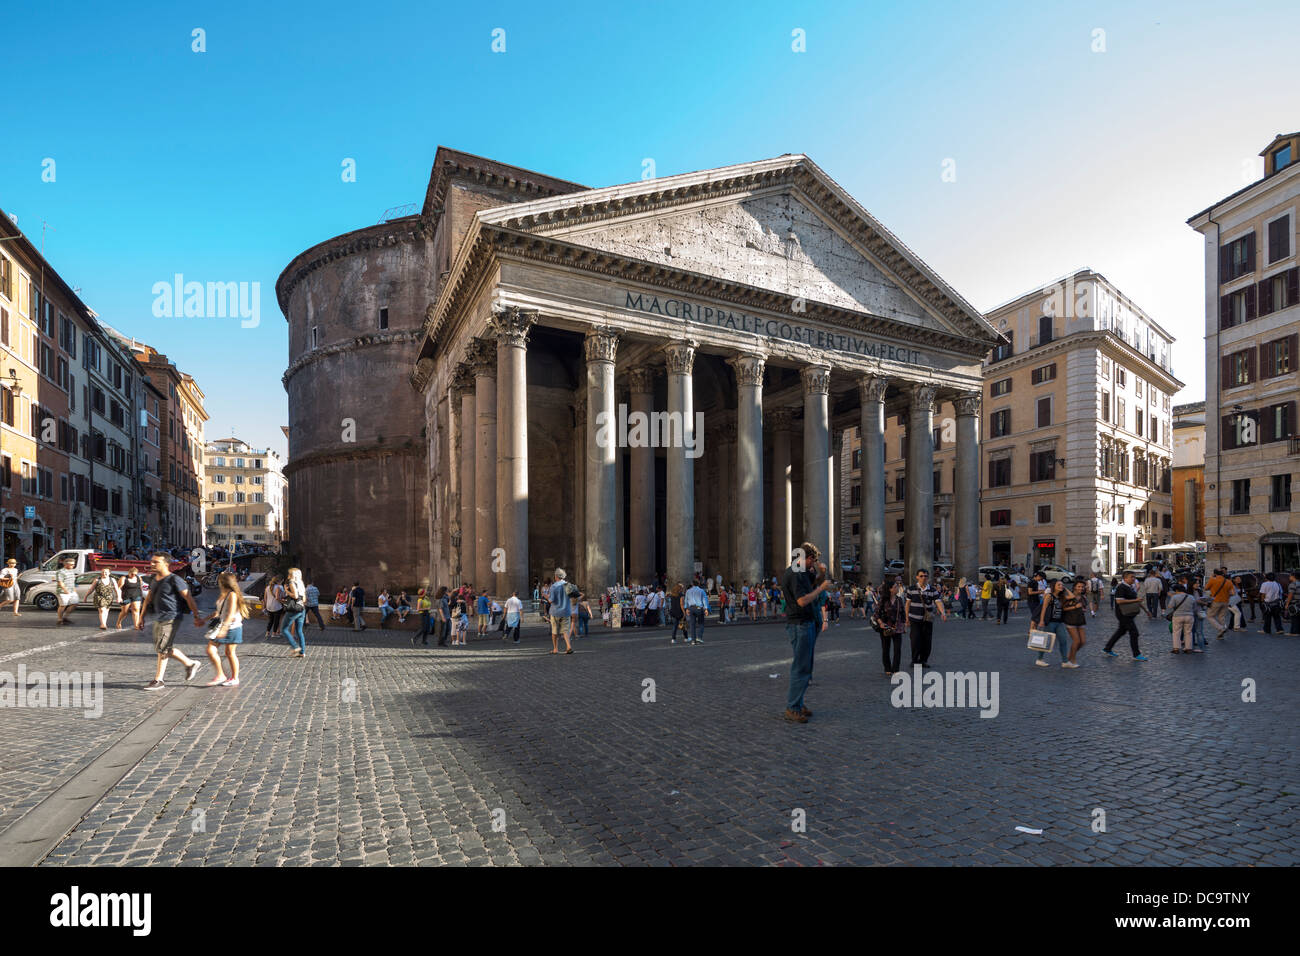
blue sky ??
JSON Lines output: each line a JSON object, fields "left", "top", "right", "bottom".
{"left": 2, "top": 0, "right": 1296, "bottom": 458}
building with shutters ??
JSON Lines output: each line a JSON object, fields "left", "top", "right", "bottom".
{"left": 201, "top": 438, "right": 286, "bottom": 549}
{"left": 1189, "top": 130, "right": 1300, "bottom": 573}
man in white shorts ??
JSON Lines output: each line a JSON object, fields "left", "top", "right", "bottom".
{"left": 55, "top": 556, "right": 79, "bottom": 625}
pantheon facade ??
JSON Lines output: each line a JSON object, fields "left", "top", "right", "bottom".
{"left": 280, "top": 148, "right": 1002, "bottom": 595}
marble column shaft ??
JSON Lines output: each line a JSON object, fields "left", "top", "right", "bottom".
{"left": 628, "top": 367, "right": 656, "bottom": 584}
{"left": 494, "top": 308, "right": 534, "bottom": 598}
{"left": 770, "top": 410, "right": 793, "bottom": 574}
{"left": 472, "top": 340, "right": 497, "bottom": 592}
{"left": 858, "top": 376, "right": 887, "bottom": 586}
{"left": 905, "top": 384, "right": 939, "bottom": 577}
{"left": 664, "top": 341, "right": 697, "bottom": 585}
{"left": 585, "top": 329, "right": 619, "bottom": 592}
{"left": 954, "top": 394, "right": 981, "bottom": 585}
{"left": 446, "top": 384, "right": 461, "bottom": 583}
{"left": 456, "top": 366, "right": 476, "bottom": 588}
{"left": 801, "top": 365, "right": 833, "bottom": 563}
{"left": 731, "top": 354, "right": 765, "bottom": 585}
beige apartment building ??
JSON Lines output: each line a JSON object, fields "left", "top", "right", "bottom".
{"left": 840, "top": 269, "right": 1183, "bottom": 576}
{"left": 202, "top": 437, "right": 286, "bottom": 548}
{"left": 1189, "top": 131, "right": 1300, "bottom": 573}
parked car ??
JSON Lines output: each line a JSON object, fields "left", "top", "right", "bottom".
{"left": 933, "top": 563, "right": 954, "bottom": 578}
{"left": 977, "top": 565, "right": 1009, "bottom": 580}
{"left": 25, "top": 571, "right": 154, "bottom": 612}
{"left": 1036, "top": 564, "right": 1076, "bottom": 584}
{"left": 17, "top": 549, "right": 177, "bottom": 598}
{"left": 1118, "top": 563, "right": 1151, "bottom": 581}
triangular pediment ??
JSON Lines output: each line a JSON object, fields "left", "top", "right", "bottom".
{"left": 475, "top": 155, "right": 1000, "bottom": 346}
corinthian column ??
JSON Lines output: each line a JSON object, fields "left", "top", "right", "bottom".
{"left": 858, "top": 375, "right": 888, "bottom": 586}
{"left": 729, "top": 353, "right": 766, "bottom": 585}
{"left": 663, "top": 340, "right": 697, "bottom": 586}
{"left": 493, "top": 307, "right": 534, "bottom": 598}
{"left": 585, "top": 328, "right": 619, "bottom": 592}
{"left": 446, "top": 382, "right": 462, "bottom": 585}
{"left": 769, "top": 409, "right": 794, "bottom": 573}
{"left": 905, "top": 383, "right": 939, "bottom": 577}
{"left": 471, "top": 338, "right": 498, "bottom": 593}
{"left": 953, "top": 393, "right": 981, "bottom": 584}
{"left": 801, "top": 364, "right": 832, "bottom": 562}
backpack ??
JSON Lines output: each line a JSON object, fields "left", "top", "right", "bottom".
{"left": 566, "top": 582, "right": 580, "bottom": 599}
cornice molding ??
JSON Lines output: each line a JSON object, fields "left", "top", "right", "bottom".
{"left": 282, "top": 328, "right": 425, "bottom": 389}
{"left": 283, "top": 441, "right": 425, "bottom": 476}
{"left": 276, "top": 218, "right": 434, "bottom": 316}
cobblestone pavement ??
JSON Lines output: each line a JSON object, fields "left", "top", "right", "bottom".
{"left": 1, "top": 603, "right": 1296, "bottom": 865}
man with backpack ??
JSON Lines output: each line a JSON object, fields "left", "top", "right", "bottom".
{"left": 547, "top": 568, "right": 574, "bottom": 654}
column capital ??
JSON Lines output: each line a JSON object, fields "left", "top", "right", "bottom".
{"left": 662, "top": 340, "right": 698, "bottom": 376}
{"left": 907, "top": 382, "right": 940, "bottom": 415}
{"left": 953, "top": 392, "right": 981, "bottom": 417}
{"left": 468, "top": 337, "right": 497, "bottom": 376}
{"left": 768, "top": 407, "right": 795, "bottom": 431}
{"left": 728, "top": 352, "right": 766, "bottom": 387}
{"left": 626, "top": 365, "right": 656, "bottom": 395}
{"left": 800, "top": 363, "right": 832, "bottom": 395}
{"left": 858, "top": 374, "right": 889, "bottom": 404}
{"left": 490, "top": 306, "right": 537, "bottom": 349}
{"left": 583, "top": 327, "right": 619, "bottom": 364}
{"left": 451, "top": 363, "right": 475, "bottom": 395}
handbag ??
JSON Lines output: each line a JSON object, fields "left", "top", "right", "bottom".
{"left": 1027, "top": 628, "right": 1056, "bottom": 652}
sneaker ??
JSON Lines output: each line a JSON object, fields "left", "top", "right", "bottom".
{"left": 1034, "top": 659, "right": 1050, "bottom": 667}
{"left": 1102, "top": 649, "right": 1118, "bottom": 658}
{"left": 799, "top": 705, "right": 812, "bottom": 718}
{"left": 1192, "top": 648, "right": 1204, "bottom": 653}
{"left": 185, "top": 660, "right": 203, "bottom": 682}
{"left": 694, "top": 639, "right": 704, "bottom": 646}
{"left": 670, "top": 638, "right": 676, "bottom": 644}
{"left": 1134, "top": 654, "right": 1149, "bottom": 662}
{"left": 782, "top": 708, "right": 808, "bottom": 724}
{"left": 221, "top": 678, "right": 240, "bottom": 687}
{"left": 1061, "top": 661, "right": 1079, "bottom": 669}
{"left": 144, "top": 680, "right": 166, "bottom": 691}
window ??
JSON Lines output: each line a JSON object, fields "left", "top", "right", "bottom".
{"left": 311, "top": 326, "right": 320, "bottom": 348}
{"left": 1221, "top": 232, "right": 1256, "bottom": 282}
{"left": 894, "top": 474, "right": 905, "bottom": 501}
{"left": 213, "top": 513, "right": 228, "bottom": 526}
{"left": 1262, "top": 402, "right": 1296, "bottom": 443}
{"left": 899, "top": 436, "right": 906, "bottom": 461}
{"left": 235, "top": 492, "right": 246, "bottom": 503}
{"left": 234, "top": 475, "right": 245, "bottom": 484}
{"left": 213, "top": 474, "right": 226, "bottom": 484}
{"left": 988, "top": 458, "right": 1011, "bottom": 487}
{"left": 1224, "top": 348, "right": 1256, "bottom": 387}
{"left": 896, "top": 519, "right": 905, "bottom": 533}
{"left": 1135, "top": 409, "right": 1144, "bottom": 437}
{"left": 1261, "top": 335, "right": 1297, "bottom": 377}
{"left": 933, "top": 470, "right": 941, "bottom": 494}
{"left": 1115, "top": 368, "right": 1127, "bottom": 388}
{"left": 1231, "top": 478, "right": 1251, "bottom": 515}
{"left": 1135, "top": 379, "right": 1143, "bottom": 399}
{"left": 1037, "top": 504, "right": 1052, "bottom": 523}
{"left": 253, "top": 459, "right": 263, "bottom": 469}
{"left": 1135, "top": 508, "right": 1145, "bottom": 526}
{"left": 1037, "top": 314, "right": 1053, "bottom": 346}
{"left": 1151, "top": 419, "right": 1159, "bottom": 444}
{"left": 850, "top": 484, "right": 861, "bottom": 507}
{"left": 1029, "top": 450, "right": 1056, "bottom": 482}
{"left": 990, "top": 331, "right": 1014, "bottom": 363}
{"left": 0, "top": 307, "right": 6, "bottom": 346}
{"left": 234, "top": 458, "right": 245, "bottom": 468}
{"left": 214, "top": 491, "right": 226, "bottom": 503}
{"left": 252, "top": 493, "right": 264, "bottom": 503}
{"left": 1274, "top": 144, "right": 1294, "bottom": 173}
{"left": 1269, "top": 215, "right": 1291, "bottom": 264}
{"left": 1271, "top": 474, "right": 1293, "bottom": 512}
{"left": 932, "top": 426, "right": 942, "bottom": 450}
{"left": 990, "top": 409, "right": 1011, "bottom": 438}
{"left": 1036, "top": 397, "right": 1052, "bottom": 428}
{"left": 990, "top": 509, "right": 1011, "bottom": 526}
{"left": 0, "top": 256, "right": 10, "bottom": 300}
{"left": 1116, "top": 505, "right": 1126, "bottom": 524}
{"left": 1258, "top": 267, "right": 1299, "bottom": 315}
{"left": 851, "top": 448, "right": 861, "bottom": 470}
{"left": 990, "top": 378, "right": 1011, "bottom": 397}
{"left": 1031, "top": 363, "right": 1057, "bottom": 385}
{"left": 379, "top": 307, "right": 389, "bottom": 330}
{"left": 1118, "top": 398, "right": 1126, "bottom": 429}
{"left": 252, "top": 515, "right": 266, "bottom": 526}
{"left": 1162, "top": 512, "right": 1172, "bottom": 529}
{"left": 1100, "top": 391, "right": 1110, "bottom": 421}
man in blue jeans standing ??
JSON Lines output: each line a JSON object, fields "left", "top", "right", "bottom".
{"left": 781, "top": 541, "right": 833, "bottom": 723}
{"left": 684, "top": 581, "right": 709, "bottom": 644}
